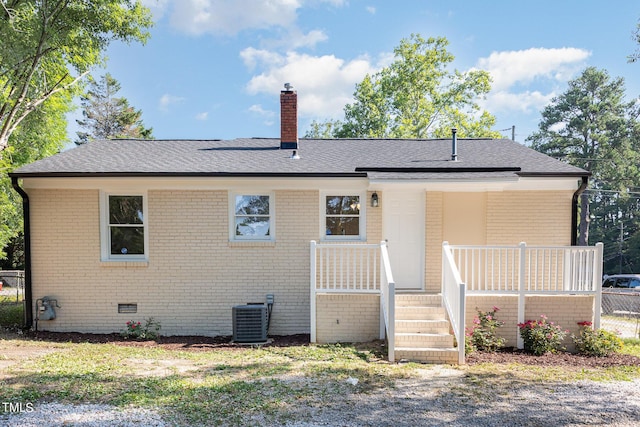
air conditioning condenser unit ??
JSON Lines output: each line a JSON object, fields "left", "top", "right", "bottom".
{"left": 232, "top": 304, "right": 268, "bottom": 343}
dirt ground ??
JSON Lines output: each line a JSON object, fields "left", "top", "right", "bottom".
{"left": 4, "top": 330, "right": 639, "bottom": 368}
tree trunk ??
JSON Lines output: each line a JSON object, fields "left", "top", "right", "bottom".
{"left": 0, "top": 134, "right": 8, "bottom": 156}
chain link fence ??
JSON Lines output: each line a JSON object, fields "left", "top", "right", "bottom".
{"left": 601, "top": 291, "right": 640, "bottom": 339}
{"left": 0, "top": 271, "right": 24, "bottom": 329}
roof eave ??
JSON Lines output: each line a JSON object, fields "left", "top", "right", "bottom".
{"left": 516, "top": 171, "right": 591, "bottom": 178}
{"left": 355, "top": 166, "right": 522, "bottom": 173}
{"left": 9, "top": 171, "right": 369, "bottom": 179}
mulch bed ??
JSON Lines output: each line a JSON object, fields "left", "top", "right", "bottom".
{"left": 466, "top": 347, "right": 640, "bottom": 367}
{"left": 24, "top": 330, "right": 311, "bottom": 351}
{"left": 16, "top": 331, "right": 640, "bottom": 367}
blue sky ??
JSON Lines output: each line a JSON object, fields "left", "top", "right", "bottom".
{"left": 73, "top": 0, "right": 640, "bottom": 144}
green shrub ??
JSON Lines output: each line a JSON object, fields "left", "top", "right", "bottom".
{"left": 0, "top": 296, "right": 23, "bottom": 328}
{"left": 518, "top": 315, "right": 567, "bottom": 356}
{"left": 465, "top": 307, "right": 506, "bottom": 353}
{"left": 573, "top": 321, "right": 623, "bottom": 357}
{"left": 120, "top": 317, "right": 161, "bottom": 340}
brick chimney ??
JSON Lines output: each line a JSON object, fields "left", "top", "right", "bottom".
{"left": 280, "top": 83, "right": 298, "bottom": 149}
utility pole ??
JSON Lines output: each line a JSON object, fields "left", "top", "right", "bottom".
{"left": 619, "top": 221, "right": 624, "bottom": 274}
{"left": 497, "top": 126, "right": 517, "bottom": 141}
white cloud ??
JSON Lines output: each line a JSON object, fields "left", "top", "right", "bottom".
{"left": 241, "top": 47, "right": 285, "bottom": 70}
{"left": 476, "top": 47, "right": 591, "bottom": 92}
{"left": 549, "top": 122, "right": 566, "bottom": 133}
{"left": 475, "top": 47, "right": 590, "bottom": 113}
{"left": 288, "top": 29, "right": 329, "bottom": 49}
{"left": 169, "top": 0, "right": 301, "bottom": 36}
{"left": 159, "top": 94, "right": 185, "bottom": 111}
{"left": 248, "top": 104, "right": 276, "bottom": 126}
{"left": 243, "top": 49, "right": 381, "bottom": 118}
{"left": 480, "top": 90, "right": 554, "bottom": 115}
{"left": 248, "top": 104, "right": 275, "bottom": 117}
{"left": 366, "top": 6, "right": 376, "bottom": 14}
{"left": 140, "top": 0, "right": 171, "bottom": 20}
{"left": 322, "top": 0, "right": 347, "bottom": 5}
{"left": 195, "top": 112, "right": 209, "bottom": 120}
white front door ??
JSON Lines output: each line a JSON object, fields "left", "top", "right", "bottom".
{"left": 383, "top": 190, "right": 425, "bottom": 290}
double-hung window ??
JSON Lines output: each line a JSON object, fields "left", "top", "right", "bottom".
{"left": 232, "top": 194, "right": 273, "bottom": 240}
{"left": 101, "top": 193, "right": 147, "bottom": 261}
{"left": 323, "top": 194, "right": 364, "bottom": 240}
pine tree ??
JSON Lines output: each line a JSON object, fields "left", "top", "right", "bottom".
{"left": 528, "top": 67, "right": 640, "bottom": 265}
{"left": 75, "top": 74, "right": 153, "bottom": 144}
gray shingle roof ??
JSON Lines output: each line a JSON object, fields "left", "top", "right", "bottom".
{"left": 11, "top": 137, "right": 588, "bottom": 179}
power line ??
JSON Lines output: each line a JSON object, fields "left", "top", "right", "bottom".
{"left": 584, "top": 188, "right": 640, "bottom": 197}
{"left": 495, "top": 126, "right": 516, "bottom": 141}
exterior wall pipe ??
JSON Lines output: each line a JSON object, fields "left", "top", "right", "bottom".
{"left": 451, "top": 128, "right": 458, "bottom": 161}
{"left": 571, "top": 176, "right": 589, "bottom": 246}
{"left": 10, "top": 176, "right": 33, "bottom": 329}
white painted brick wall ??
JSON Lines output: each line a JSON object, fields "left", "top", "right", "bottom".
{"left": 30, "top": 189, "right": 319, "bottom": 336}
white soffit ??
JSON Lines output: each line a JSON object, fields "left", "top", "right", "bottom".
{"left": 369, "top": 176, "right": 581, "bottom": 192}
{"left": 19, "top": 176, "right": 370, "bottom": 191}
{"left": 20, "top": 175, "right": 581, "bottom": 193}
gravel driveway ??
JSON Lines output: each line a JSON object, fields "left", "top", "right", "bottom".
{"left": 284, "top": 368, "right": 640, "bottom": 427}
{"left": 2, "top": 366, "right": 639, "bottom": 426}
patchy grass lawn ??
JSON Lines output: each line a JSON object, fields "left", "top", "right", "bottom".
{"left": 622, "top": 338, "right": 640, "bottom": 357}
{"left": 1, "top": 333, "right": 639, "bottom": 426}
{"left": 0, "top": 335, "right": 412, "bottom": 426}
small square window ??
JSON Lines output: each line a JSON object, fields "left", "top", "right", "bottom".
{"left": 231, "top": 194, "right": 274, "bottom": 240}
{"left": 322, "top": 194, "right": 365, "bottom": 240}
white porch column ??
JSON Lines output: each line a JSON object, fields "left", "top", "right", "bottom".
{"left": 593, "top": 242, "right": 603, "bottom": 330}
{"left": 310, "top": 240, "right": 317, "bottom": 343}
{"left": 517, "top": 242, "right": 526, "bottom": 349}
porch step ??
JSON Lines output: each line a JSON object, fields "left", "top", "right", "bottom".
{"left": 395, "top": 305, "right": 446, "bottom": 320}
{"left": 392, "top": 293, "right": 460, "bottom": 364}
{"left": 395, "top": 294, "right": 442, "bottom": 306}
{"left": 395, "top": 332, "right": 454, "bottom": 348}
{"left": 395, "top": 347, "right": 460, "bottom": 364}
{"left": 395, "top": 319, "right": 450, "bottom": 334}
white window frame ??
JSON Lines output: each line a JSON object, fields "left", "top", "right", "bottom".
{"left": 100, "top": 191, "right": 149, "bottom": 261}
{"left": 229, "top": 192, "right": 275, "bottom": 242}
{"left": 320, "top": 192, "right": 366, "bottom": 241}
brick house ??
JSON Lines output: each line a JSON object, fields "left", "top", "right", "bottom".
{"left": 10, "top": 87, "right": 601, "bottom": 363}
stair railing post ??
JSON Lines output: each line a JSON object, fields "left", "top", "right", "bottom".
{"left": 458, "top": 282, "right": 466, "bottom": 364}
{"left": 517, "top": 242, "right": 526, "bottom": 349}
{"left": 310, "top": 240, "right": 317, "bottom": 343}
{"left": 388, "top": 281, "right": 395, "bottom": 363}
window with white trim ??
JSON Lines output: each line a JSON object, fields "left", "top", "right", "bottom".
{"left": 232, "top": 194, "right": 273, "bottom": 240}
{"left": 323, "top": 194, "right": 364, "bottom": 240}
{"left": 101, "top": 193, "right": 147, "bottom": 260}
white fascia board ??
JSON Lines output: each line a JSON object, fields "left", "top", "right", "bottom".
{"left": 368, "top": 176, "right": 581, "bottom": 192}
{"left": 20, "top": 175, "right": 581, "bottom": 193}
{"left": 19, "top": 176, "right": 370, "bottom": 191}
{"left": 504, "top": 177, "right": 583, "bottom": 191}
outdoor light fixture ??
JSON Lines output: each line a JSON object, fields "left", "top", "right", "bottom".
{"left": 371, "top": 192, "right": 379, "bottom": 207}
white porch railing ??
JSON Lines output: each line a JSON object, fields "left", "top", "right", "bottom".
{"left": 443, "top": 242, "right": 604, "bottom": 349}
{"left": 441, "top": 242, "right": 466, "bottom": 364}
{"left": 448, "top": 242, "right": 603, "bottom": 294}
{"left": 310, "top": 241, "right": 396, "bottom": 362}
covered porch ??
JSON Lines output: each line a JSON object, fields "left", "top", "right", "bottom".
{"left": 310, "top": 241, "right": 604, "bottom": 364}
